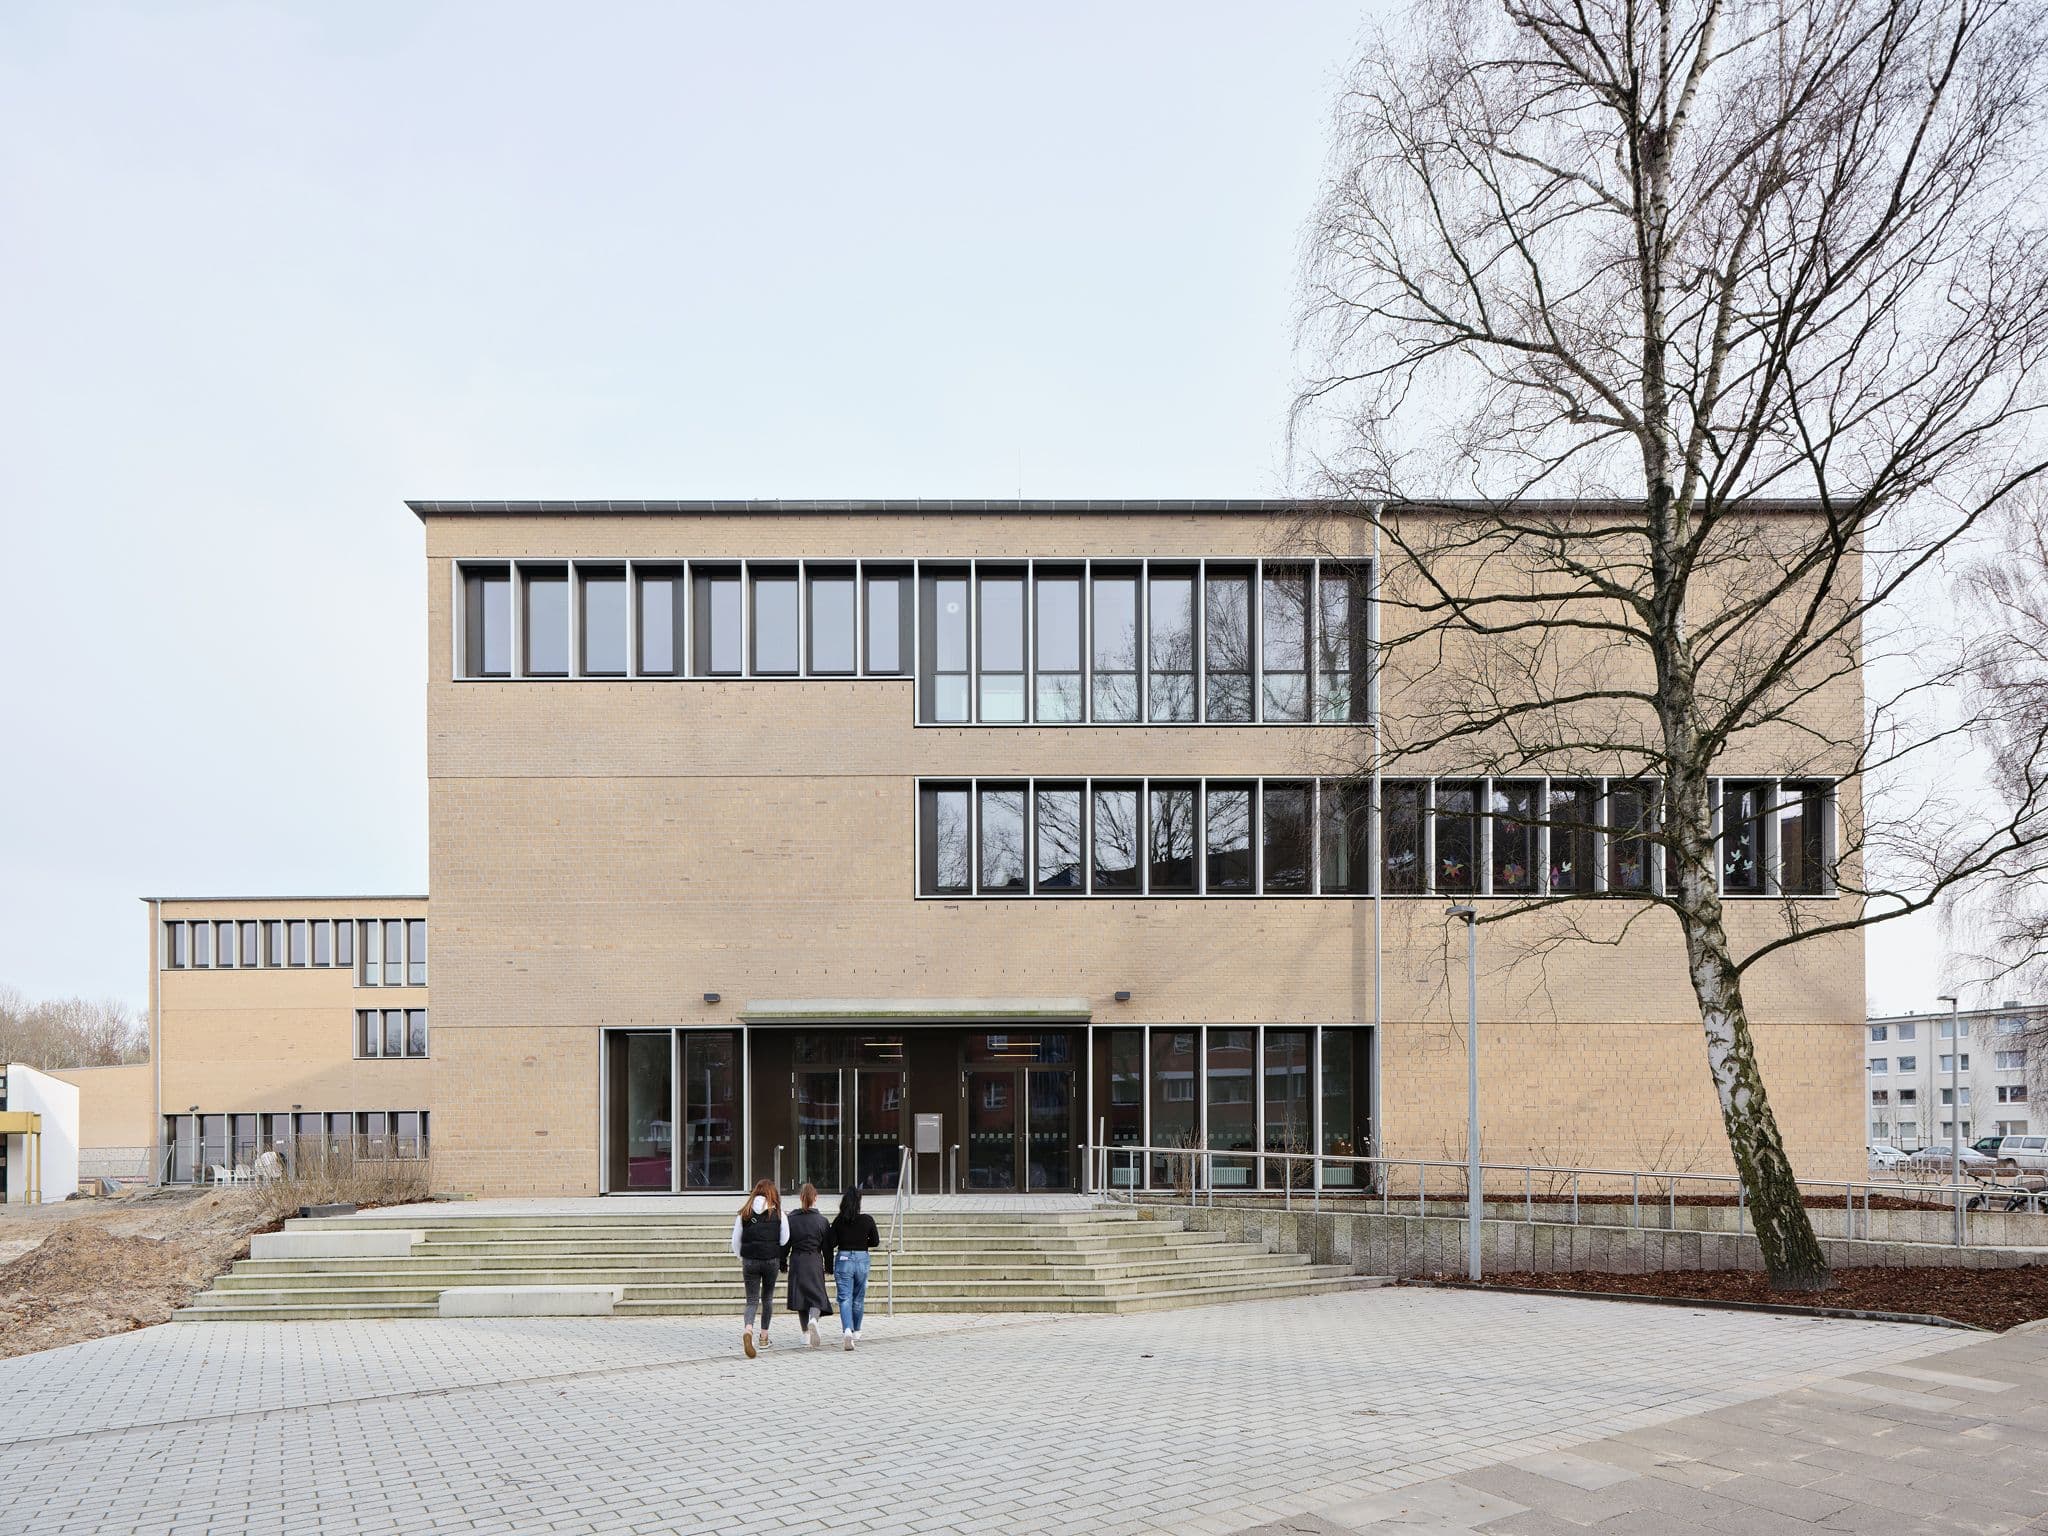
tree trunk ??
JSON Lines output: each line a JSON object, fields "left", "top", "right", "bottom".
{"left": 1670, "top": 774, "right": 1831, "bottom": 1291}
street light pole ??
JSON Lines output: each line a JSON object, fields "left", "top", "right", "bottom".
{"left": 1448, "top": 905, "right": 1480, "bottom": 1280}
{"left": 1939, "top": 993, "right": 1961, "bottom": 1244}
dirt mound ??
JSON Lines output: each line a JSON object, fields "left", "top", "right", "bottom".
{"left": 0, "top": 1195, "right": 271, "bottom": 1359}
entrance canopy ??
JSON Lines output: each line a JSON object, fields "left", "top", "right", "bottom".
{"left": 740, "top": 998, "right": 1092, "bottom": 1023}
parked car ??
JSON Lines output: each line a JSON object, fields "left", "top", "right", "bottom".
{"left": 1868, "top": 1144, "right": 1907, "bottom": 1170}
{"left": 1973, "top": 1135, "right": 2006, "bottom": 1157}
{"left": 1907, "top": 1145, "right": 1998, "bottom": 1175}
{"left": 1994, "top": 1135, "right": 2048, "bottom": 1172}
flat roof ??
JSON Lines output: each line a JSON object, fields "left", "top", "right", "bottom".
{"left": 142, "top": 894, "right": 428, "bottom": 904}
{"left": 407, "top": 497, "right": 1827, "bottom": 519}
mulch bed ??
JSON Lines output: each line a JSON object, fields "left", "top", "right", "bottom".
{"left": 1441, "top": 1266, "right": 2048, "bottom": 1331}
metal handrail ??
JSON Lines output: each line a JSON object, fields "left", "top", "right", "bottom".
{"left": 886, "top": 1143, "right": 911, "bottom": 1316}
{"left": 1086, "top": 1140, "right": 2025, "bottom": 1248}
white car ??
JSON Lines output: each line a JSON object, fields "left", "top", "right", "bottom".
{"left": 1994, "top": 1135, "right": 2048, "bottom": 1173}
{"left": 1867, "top": 1144, "right": 1907, "bottom": 1170}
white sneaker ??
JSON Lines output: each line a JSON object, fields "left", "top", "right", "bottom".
{"left": 807, "top": 1320, "right": 821, "bottom": 1348}
{"left": 842, "top": 1330, "right": 854, "bottom": 1351}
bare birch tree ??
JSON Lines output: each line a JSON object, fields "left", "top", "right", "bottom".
{"left": 1294, "top": 0, "right": 2048, "bottom": 1287}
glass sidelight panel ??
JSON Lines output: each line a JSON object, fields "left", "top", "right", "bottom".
{"left": 965, "top": 1070, "right": 1018, "bottom": 1190}
{"left": 1099, "top": 1028, "right": 1144, "bottom": 1187}
{"left": 854, "top": 1069, "right": 904, "bottom": 1191}
{"left": 1150, "top": 1029, "right": 1198, "bottom": 1188}
{"left": 796, "top": 1071, "right": 843, "bottom": 1193}
{"left": 1263, "top": 1029, "right": 1312, "bottom": 1189}
{"left": 1026, "top": 1070, "right": 1074, "bottom": 1190}
{"left": 622, "top": 1034, "right": 673, "bottom": 1191}
{"left": 683, "top": 1032, "right": 738, "bottom": 1189}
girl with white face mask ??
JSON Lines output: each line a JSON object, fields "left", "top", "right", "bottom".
{"left": 731, "top": 1179, "right": 788, "bottom": 1357}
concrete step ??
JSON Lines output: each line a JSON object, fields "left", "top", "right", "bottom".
{"left": 179, "top": 1272, "right": 1383, "bottom": 1321}
{"left": 211, "top": 1254, "right": 1319, "bottom": 1297}
{"left": 398, "top": 1232, "right": 1229, "bottom": 1258}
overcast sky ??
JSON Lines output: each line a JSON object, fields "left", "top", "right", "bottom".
{"left": 0, "top": 1, "right": 1951, "bottom": 1015}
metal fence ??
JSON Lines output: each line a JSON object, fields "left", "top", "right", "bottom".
{"left": 1090, "top": 1140, "right": 2023, "bottom": 1246}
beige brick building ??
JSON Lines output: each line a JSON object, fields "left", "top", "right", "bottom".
{"left": 400, "top": 499, "right": 1863, "bottom": 1198}
{"left": 145, "top": 897, "right": 432, "bottom": 1180}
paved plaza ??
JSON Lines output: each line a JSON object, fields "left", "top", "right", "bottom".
{"left": 0, "top": 1288, "right": 2038, "bottom": 1534}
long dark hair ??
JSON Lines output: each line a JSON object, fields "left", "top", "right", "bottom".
{"left": 739, "top": 1178, "right": 780, "bottom": 1220}
{"left": 837, "top": 1186, "right": 862, "bottom": 1223}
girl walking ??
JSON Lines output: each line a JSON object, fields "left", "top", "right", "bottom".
{"left": 731, "top": 1178, "right": 787, "bottom": 1358}
{"left": 824, "top": 1184, "right": 879, "bottom": 1350}
{"left": 784, "top": 1183, "right": 833, "bottom": 1348}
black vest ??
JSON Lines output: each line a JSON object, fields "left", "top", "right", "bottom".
{"left": 738, "top": 1208, "right": 783, "bottom": 1263}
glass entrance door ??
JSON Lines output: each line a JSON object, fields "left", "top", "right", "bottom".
{"left": 853, "top": 1069, "right": 905, "bottom": 1191}
{"left": 964, "top": 1070, "right": 1019, "bottom": 1190}
{"left": 1025, "top": 1069, "right": 1074, "bottom": 1190}
{"left": 795, "top": 1070, "right": 842, "bottom": 1192}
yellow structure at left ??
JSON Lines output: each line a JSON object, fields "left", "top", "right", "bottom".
{"left": 0, "top": 1111, "right": 44, "bottom": 1204}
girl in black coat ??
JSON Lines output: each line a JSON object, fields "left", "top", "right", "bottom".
{"left": 784, "top": 1182, "right": 833, "bottom": 1347}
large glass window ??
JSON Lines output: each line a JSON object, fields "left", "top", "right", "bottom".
{"left": 1091, "top": 569, "right": 1140, "bottom": 722}
{"left": 521, "top": 566, "right": 569, "bottom": 677}
{"left": 288, "top": 920, "right": 308, "bottom": 967}
{"left": 579, "top": 565, "right": 627, "bottom": 676}
{"left": 1264, "top": 1029, "right": 1312, "bottom": 1189}
{"left": 264, "top": 921, "right": 283, "bottom": 967}
{"left": 1321, "top": 1028, "right": 1366, "bottom": 1184}
{"left": 240, "top": 920, "right": 258, "bottom": 968}
{"left": 1316, "top": 563, "right": 1370, "bottom": 722}
{"left": 1150, "top": 1029, "right": 1198, "bottom": 1187}
{"left": 216, "top": 920, "right": 236, "bottom": 968}
{"left": 692, "top": 566, "right": 742, "bottom": 677}
{"left": 1147, "top": 567, "right": 1196, "bottom": 722}
{"left": 407, "top": 919, "right": 427, "bottom": 985}
{"left": 383, "top": 920, "right": 403, "bottom": 987}
{"left": 1320, "top": 781, "right": 1372, "bottom": 894}
{"left": 1489, "top": 781, "right": 1539, "bottom": 895}
{"left": 1434, "top": 780, "right": 1479, "bottom": 893}
{"left": 360, "top": 919, "right": 381, "bottom": 986}
{"left": 1034, "top": 784, "right": 1085, "bottom": 893}
{"left": 164, "top": 920, "right": 186, "bottom": 968}
{"left": 636, "top": 566, "right": 685, "bottom": 676}
{"left": 750, "top": 565, "right": 800, "bottom": 676}
{"left": 1205, "top": 784, "right": 1255, "bottom": 893}
{"left": 1721, "top": 779, "right": 1769, "bottom": 894}
{"left": 330, "top": 918, "right": 348, "bottom": 968}
{"left": 1261, "top": 563, "right": 1310, "bottom": 721}
{"left": 1033, "top": 567, "right": 1083, "bottom": 722}
{"left": 919, "top": 784, "right": 971, "bottom": 895}
{"left": 977, "top": 568, "right": 1026, "bottom": 722}
{"left": 1777, "top": 780, "right": 1829, "bottom": 895}
{"left": 684, "top": 1031, "right": 739, "bottom": 1189}
{"left": 190, "top": 920, "right": 211, "bottom": 968}
{"left": 1606, "top": 782, "right": 1656, "bottom": 892}
{"left": 1262, "top": 782, "right": 1312, "bottom": 893}
{"left": 919, "top": 568, "right": 970, "bottom": 722}
{"left": 1547, "top": 780, "right": 1596, "bottom": 894}
{"left": 978, "top": 785, "right": 1028, "bottom": 894}
{"left": 805, "top": 566, "right": 857, "bottom": 676}
{"left": 1091, "top": 784, "right": 1141, "bottom": 892}
{"left": 863, "top": 566, "right": 911, "bottom": 676}
{"left": 1382, "top": 780, "right": 1425, "bottom": 894}
{"left": 1207, "top": 1029, "right": 1257, "bottom": 1187}
{"left": 1098, "top": 1029, "right": 1144, "bottom": 1186}
{"left": 462, "top": 566, "right": 511, "bottom": 678}
{"left": 312, "top": 920, "right": 332, "bottom": 967}
{"left": 1204, "top": 566, "right": 1255, "bottom": 722}
{"left": 1149, "top": 784, "right": 1198, "bottom": 893}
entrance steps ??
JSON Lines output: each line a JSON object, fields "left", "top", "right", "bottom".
{"left": 177, "top": 1206, "right": 1382, "bottom": 1322}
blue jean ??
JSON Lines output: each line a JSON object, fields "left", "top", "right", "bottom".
{"left": 834, "top": 1250, "right": 870, "bottom": 1332}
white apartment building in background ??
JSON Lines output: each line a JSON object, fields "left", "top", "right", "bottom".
{"left": 1866, "top": 1002, "right": 2046, "bottom": 1149}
